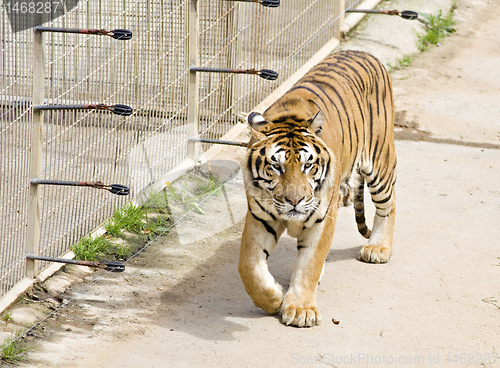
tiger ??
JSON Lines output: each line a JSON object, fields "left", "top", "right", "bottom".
{"left": 238, "top": 50, "right": 397, "bottom": 327}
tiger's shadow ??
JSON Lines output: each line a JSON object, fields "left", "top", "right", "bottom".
{"left": 325, "top": 245, "right": 363, "bottom": 263}
{"left": 153, "top": 230, "right": 362, "bottom": 341}
{"left": 154, "top": 233, "right": 293, "bottom": 341}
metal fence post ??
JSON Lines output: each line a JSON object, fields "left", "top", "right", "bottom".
{"left": 27, "top": 26, "right": 45, "bottom": 279}
{"left": 334, "top": 0, "right": 345, "bottom": 40}
{"left": 187, "top": 0, "right": 200, "bottom": 161}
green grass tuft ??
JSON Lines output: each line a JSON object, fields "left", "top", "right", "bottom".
{"left": 1, "top": 330, "right": 30, "bottom": 363}
{"left": 103, "top": 218, "right": 124, "bottom": 237}
{"left": 387, "top": 54, "right": 414, "bottom": 71}
{"left": 105, "top": 203, "right": 146, "bottom": 237}
{"left": 70, "top": 171, "right": 225, "bottom": 265}
{"left": 141, "top": 189, "right": 168, "bottom": 208}
{"left": 70, "top": 236, "right": 111, "bottom": 261}
{"left": 115, "top": 203, "right": 146, "bottom": 233}
{"left": 192, "top": 174, "right": 224, "bottom": 197}
{"left": 417, "top": 10, "right": 456, "bottom": 51}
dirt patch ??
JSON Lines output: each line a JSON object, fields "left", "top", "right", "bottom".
{"left": 395, "top": 110, "right": 500, "bottom": 149}
{"left": 390, "top": 0, "right": 500, "bottom": 146}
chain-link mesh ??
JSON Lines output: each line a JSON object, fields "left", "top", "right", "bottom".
{"left": 0, "top": 0, "right": 364, "bottom": 298}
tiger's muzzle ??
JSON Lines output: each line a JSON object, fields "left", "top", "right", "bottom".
{"left": 273, "top": 181, "right": 314, "bottom": 220}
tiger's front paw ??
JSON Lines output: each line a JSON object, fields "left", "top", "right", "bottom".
{"left": 280, "top": 292, "right": 321, "bottom": 327}
{"left": 281, "top": 305, "right": 321, "bottom": 327}
{"left": 358, "top": 244, "right": 391, "bottom": 264}
{"left": 251, "top": 285, "right": 283, "bottom": 315}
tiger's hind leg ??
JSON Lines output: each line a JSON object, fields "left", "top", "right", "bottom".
{"left": 358, "top": 165, "right": 397, "bottom": 264}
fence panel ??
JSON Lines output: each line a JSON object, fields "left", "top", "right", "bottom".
{"left": 1, "top": 0, "right": 370, "bottom": 303}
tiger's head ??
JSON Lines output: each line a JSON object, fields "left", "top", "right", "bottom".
{"left": 243, "top": 105, "right": 335, "bottom": 225}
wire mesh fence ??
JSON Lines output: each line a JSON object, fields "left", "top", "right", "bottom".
{"left": 1, "top": 0, "right": 368, "bottom": 302}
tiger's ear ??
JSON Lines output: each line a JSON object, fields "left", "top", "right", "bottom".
{"left": 247, "top": 112, "right": 268, "bottom": 139}
{"left": 309, "top": 109, "right": 325, "bottom": 137}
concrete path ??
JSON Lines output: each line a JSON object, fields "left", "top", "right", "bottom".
{"left": 36, "top": 140, "right": 498, "bottom": 368}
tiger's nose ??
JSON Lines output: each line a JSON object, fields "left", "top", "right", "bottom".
{"left": 285, "top": 196, "right": 304, "bottom": 206}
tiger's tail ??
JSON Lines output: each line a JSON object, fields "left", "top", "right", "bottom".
{"left": 354, "top": 180, "right": 371, "bottom": 239}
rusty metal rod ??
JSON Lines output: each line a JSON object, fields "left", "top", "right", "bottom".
{"left": 34, "top": 26, "right": 133, "bottom": 40}
{"left": 190, "top": 67, "right": 278, "bottom": 81}
{"left": 30, "top": 180, "right": 130, "bottom": 195}
{"left": 188, "top": 137, "right": 248, "bottom": 147}
{"left": 26, "top": 254, "right": 125, "bottom": 272}
{"left": 222, "top": 0, "right": 279, "bottom": 7}
{"left": 33, "top": 103, "right": 133, "bottom": 116}
{"left": 346, "top": 9, "right": 418, "bottom": 20}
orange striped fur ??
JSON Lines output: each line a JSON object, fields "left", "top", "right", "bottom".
{"left": 239, "top": 50, "right": 397, "bottom": 327}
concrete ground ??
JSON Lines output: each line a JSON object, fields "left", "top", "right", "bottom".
{"left": 2, "top": 0, "right": 499, "bottom": 367}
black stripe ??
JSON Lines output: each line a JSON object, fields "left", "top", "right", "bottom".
{"left": 304, "top": 199, "right": 321, "bottom": 223}
{"left": 371, "top": 139, "right": 379, "bottom": 166}
{"left": 314, "top": 155, "right": 330, "bottom": 192}
{"left": 372, "top": 195, "right": 391, "bottom": 205}
{"left": 247, "top": 150, "right": 255, "bottom": 174}
{"left": 263, "top": 249, "right": 270, "bottom": 259}
{"left": 250, "top": 209, "right": 277, "bottom": 241}
{"left": 313, "top": 193, "right": 334, "bottom": 225}
{"left": 255, "top": 155, "right": 262, "bottom": 173}
{"left": 367, "top": 102, "right": 374, "bottom": 161}
{"left": 266, "top": 128, "right": 310, "bottom": 136}
{"left": 255, "top": 177, "right": 273, "bottom": 185}
{"left": 255, "top": 199, "right": 276, "bottom": 220}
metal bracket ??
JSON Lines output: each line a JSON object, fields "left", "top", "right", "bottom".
{"left": 222, "top": 0, "right": 279, "bottom": 7}
{"left": 26, "top": 254, "right": 125, "bottom": 272}
{"left": 30, "top": 180, "right": 130, "bottom": 195}
{"left": 34, "top": 26, "right": 133, "bottom": 40}
{"left": 33, "top": 103, "right": 133, "bottom": 116}
{"left": 346, "top": 9, "right": 418, "bottom": 20}
{"left": 190, "top": 67, "right": 278, "bottom": 81}
{"left": 188, "top": 137, "right": 248, "bottom": 147}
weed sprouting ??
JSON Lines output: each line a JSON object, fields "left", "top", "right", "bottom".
{"left": 70, "top": 236, "right": 111, "bottom": 261}
{"left": 417, "top": 10, "right": 455, "bottom": 51}
{"left": 69, "top": 170, "right": 225, "bottom": 263}
{"left": 387, "top": 54, "right": 414, "bottom": 71}
{"left": 192, "top": 173, "right": 224, "bottom": 197}
{"left": 1, "top": 330, "right": 30, "bottom": 363}
{"left": 142, "top": 189, "right": 168, "bottom": 208}
{"left": 142, "top": 216, "right": 171, "bottom": 241}
{"left": 114, "top": 203, "right": 146, "bottom": 233}
{"left": 104, "top": 218, "right": 124, "bottom": 237}
{"left": 165, "top": 173, "right": 223, "bottom": 214}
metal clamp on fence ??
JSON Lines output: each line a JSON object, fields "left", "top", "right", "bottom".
{"left": 34, "top": 26, "right": 133, "bottom": 40}
{"left": 30, "top": 180, "right": 130, "bottom": 196}
{"left": 33, "top": 103, "right": 133, "bottom": 116}
{"left": 223, "top": 0, "right": 279, "bottom": 7}
{"left": 190, "top": 67, "right": 278, "bottom": 81}
{"left": 346, "top": 9, "right": 418, "bottom": 20}
{"left": 188, "top": 137, "right": 248, "bottom": 147}
{"left": 26, "top": 254, "right": 125, "bottom": 272}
